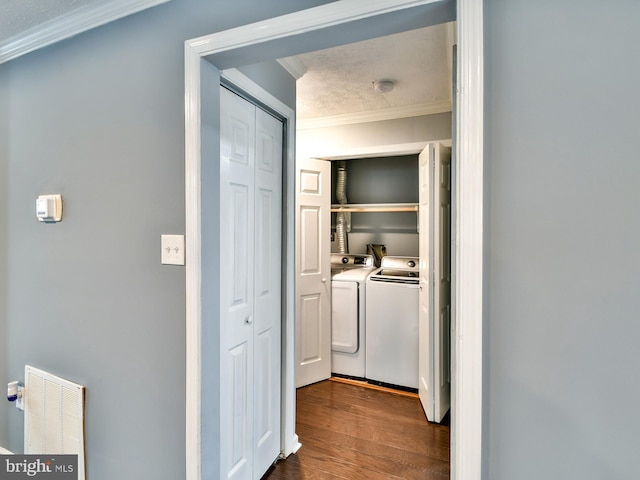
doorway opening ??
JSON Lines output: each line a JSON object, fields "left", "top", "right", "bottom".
{"left": 287, "top": 19, "right": 455, "bottom": 471}
{"left": 184, "top": 1, "right": 483, "bottom": 479}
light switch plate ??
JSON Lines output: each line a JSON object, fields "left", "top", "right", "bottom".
{"left": 161, "top": 235, "right": 185, "bottom": 265}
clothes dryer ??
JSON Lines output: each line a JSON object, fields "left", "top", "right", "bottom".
{"left": 331, "top": 254, "right": 376, "bottom": 378}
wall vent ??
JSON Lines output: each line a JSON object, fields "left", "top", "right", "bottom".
{"left": 24, "top": 365, "right": 85, "bottom": 480}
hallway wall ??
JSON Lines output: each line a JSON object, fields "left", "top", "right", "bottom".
{"left": 0, "top": 0, "right": 328, "bottom": 477}
{"left": 484, "top": 1, "right": 640, "bottom": 478}
{"left": 297, "top": 112, "right": 452, "bottom": 159}
{"left": 0, "top": 65, "right": 8, "bottom": 449}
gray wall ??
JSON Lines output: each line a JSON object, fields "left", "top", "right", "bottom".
{"left": 485, "top": 1, "right": 640, "bottom": 479}
{"left": 0, "top": 65, "right": 8, "bottom": 449}
{"left": 12, "top": 0, "right": 638, "bottom": 478}
{"left": 0, "top": 0, "right": 325, "bottom": 477}
{"left": 331, "top": 155, "right": 420, "bottom": 256}
{"left": 237, "top": 61, "right": 298, "bottom": 109}
{"left": 298, "top": 112, "right": 452, "bottom": 157}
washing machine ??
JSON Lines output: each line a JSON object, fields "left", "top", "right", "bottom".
{"left": 365, "top": 256, "right": 420, "bottom": 390}
{"left": 331, "top": 253, "right": 376, "bottom": 379}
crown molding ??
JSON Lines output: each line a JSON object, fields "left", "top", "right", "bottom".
{"left": 277, "top": 56, "right": 308, "bottom": 80}
{"left": 0, "top": 0, "right": 170, "bottom": 65}
{"left": 297, "top": 99, "right": 452, "bottom": 130}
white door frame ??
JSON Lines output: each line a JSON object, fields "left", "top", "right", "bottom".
{"left": 184, "top": 1, "right": 483, "bottom": 479}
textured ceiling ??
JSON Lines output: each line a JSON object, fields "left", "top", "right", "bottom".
{"left": 294, "top": 22, "right": 454, "bottom": 121}
{"left": 0, "top": 0, "right": 105, "bottom": 42}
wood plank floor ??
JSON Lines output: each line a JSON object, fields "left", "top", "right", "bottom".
{"left": 263, "top": 379, "right": 450, "bottom": 479}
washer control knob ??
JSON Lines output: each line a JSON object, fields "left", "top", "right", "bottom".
{"left": 341, "top": 257, "right": 349, "bottom": 264}
{"left": 408, "top": 260, "right": 416, "bottom": 268}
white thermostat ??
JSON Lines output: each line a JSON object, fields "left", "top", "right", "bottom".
{"left": 36, "top": 194, "right": 63, "bottom": 223}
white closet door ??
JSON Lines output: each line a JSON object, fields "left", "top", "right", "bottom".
{"left": 220, "top": 87, "right": 282, "bottom": 480}
{"left": 434, "top": 144, "right": 452, "bottom": 422}
{"left": 295, "top": 158, "right": 331, "bottom": 387}
{"left": 418, "top": 143, "right": 452, "bottom": 424}
{"left": 253, "top": 107, "right": 282, "bottom": 475}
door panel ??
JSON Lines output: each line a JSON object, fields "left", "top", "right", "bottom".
{"left": 227, "top": 343, "right": 249, "bottom": 478}
{"left": 230, "top": 184, "right": 250, "bottom": 308}
{"left": 255, "top": 329, "right": 273, "bottom": 444}
{"left": 300, "top": 207, "right": 320, "bottom": 273}
{"left": 296, "top": 158, "right": 331, "bottom": 387}
{"left": 255, "top": 189, "right": 274, "bottom": 298}
{"left": 299, "top": 294, "right": 323, "bottom": 364}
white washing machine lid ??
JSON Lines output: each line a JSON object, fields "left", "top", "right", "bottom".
{"left": 368, "top": 256, "right": 420, "bottom": 284}
{"left": 332, "top": 266, "right": 376, "bottom": 282}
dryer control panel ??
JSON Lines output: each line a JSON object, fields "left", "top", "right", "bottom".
{"left": 331, "top": 254, "right": 374, "bottom": 268}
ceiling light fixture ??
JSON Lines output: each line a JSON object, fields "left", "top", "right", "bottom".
{"left": 373, "top": 80, "right": 395, "bottom": 93}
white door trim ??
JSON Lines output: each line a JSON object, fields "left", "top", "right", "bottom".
{"left": 186, "top": 0, "right": 443, "bottom": 58}
{"left": 184, "top": 0, "right": 483, "bottom": 479}
{"left": 305, "top": 140, "right": 452, "bottom": 161}
{"left": 452, "top": 0, "right": 483, "bottom": 478}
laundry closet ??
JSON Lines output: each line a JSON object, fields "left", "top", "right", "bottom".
{"left": 295, "top": 140, "right": 452, "bottom": 423}
{"left": 329, "top": 155, "right": 422, "bottom": 392}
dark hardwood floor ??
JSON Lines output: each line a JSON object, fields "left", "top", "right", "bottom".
{"left": 263, "top": 379, "right": 450, "bottom": 480}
